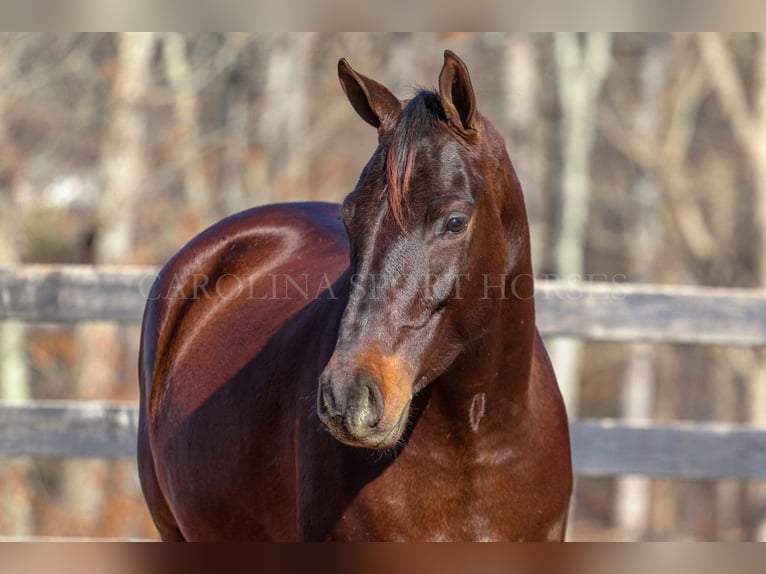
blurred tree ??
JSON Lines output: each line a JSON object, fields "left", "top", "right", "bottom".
{"left": 95, "top": 33, "right": 155, "bottom": 264}
{"left": 504, "top": 34, "right": 548, "bottom": 271}
{"left": 67, "top": 32, "right": 156, "bottom": 532}
{"left": 256, "top": 33, "right": 316, "bottom": 204}
{"left": 613, "top": 33, "right": 668, "bottom": 541}
{"left": 698, "top": 32, "right": 766, "bottom": 541}
{"left": 601, "top": 33, "right": 728, "bottom": 540}
{"left": 163, "top": 33, "right": 212, "bottom": 227}
{"left": 0, "top": 34, "right": 34, "bottom": 537}
{"left": 220, "top": 35, "right": 253, "bottom": 214}
{"left": 549, "top": 32, "right": 612, "bottom": 417}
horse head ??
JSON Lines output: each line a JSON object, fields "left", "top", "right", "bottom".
{"left": 317, "top": 51, "right": 533, "bottom": 449}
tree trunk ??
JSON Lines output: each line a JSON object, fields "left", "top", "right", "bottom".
{"left": 698, "top": 32, "right": 766, "bottom": 541}
{"left": 65, "top": 32, "right": 155, "bottom": 534}
{"left": 550, "top": 32, "right": 612, "bottom": 417}
{"left": 163, "top": 33, "right": 214, "bottom": 228}
{"left": 550, "top": 32, "right": 611, "bottom": 541}
{"left": 749, "top": 35, "right": 766, "bottom": 543}
{"left": 613, "top": 35, "right": 667, "bottom": 541}
{"left": 95, "top": 33, "right": 155, "bottom": 265}
{"left": 504, "top": 33, "right": 548, "bottom": 271}
{"left": 221, "top": 37, "right": 251, "bottom": 214}
{"left": 256, "top": 33, "right": 316, "bottom": 204}
{"left": 0, "top": 36, "right": 34, "bottom": 537}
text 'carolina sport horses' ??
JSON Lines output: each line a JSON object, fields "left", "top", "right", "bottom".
{"left": 138, "top": 51, "right": 572, "bottom": 541}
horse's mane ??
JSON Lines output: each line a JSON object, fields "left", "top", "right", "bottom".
{"left": 385, "top": 90, "right": 446, "bottom": 227}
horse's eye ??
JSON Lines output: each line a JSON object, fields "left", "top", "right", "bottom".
{"left": 444, "top": 216, "right": 468, "bottom": 235}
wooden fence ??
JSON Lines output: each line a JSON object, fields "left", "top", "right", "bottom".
{"left": 1, "top": 264, "right": 766, "bottom": 480}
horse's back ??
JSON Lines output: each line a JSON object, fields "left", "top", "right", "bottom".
{"left": 138, "top": 201, "right": 348, "bottom": 540}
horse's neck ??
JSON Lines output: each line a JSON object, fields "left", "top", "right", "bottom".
{"left": 419, "top": 294, "right": 536, "bottom": 439}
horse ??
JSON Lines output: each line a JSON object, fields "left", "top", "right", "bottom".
{"left": 137, "top": 50, "right": 572, "bottom": 541}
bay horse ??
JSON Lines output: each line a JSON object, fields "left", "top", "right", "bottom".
{"left": 138, "top": 51, "right": 572, "bottom": 541}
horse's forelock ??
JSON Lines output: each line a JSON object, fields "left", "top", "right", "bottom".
{"left": 384, "top": 91, "right": 444, "bottom": 229}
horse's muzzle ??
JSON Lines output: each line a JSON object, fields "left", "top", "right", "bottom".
{"left": 317, "top": 367, "right": 409, "bottom": 449}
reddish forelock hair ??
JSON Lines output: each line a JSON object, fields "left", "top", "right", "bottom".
{"left": 384, "top": 90, "right": 445, "bottom": 229}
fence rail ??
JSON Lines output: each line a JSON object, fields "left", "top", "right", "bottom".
{"left": 1, "top": 265, "right": 766, "bottom": 480}
{"left": 2, "top": 265, "right": 766, "bottom": 346}
{"left": 1, "top": 402, "right": 766, "bottom": 480}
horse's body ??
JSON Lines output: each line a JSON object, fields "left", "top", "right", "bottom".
{"left": 138, "top": 52, "right": 572, "bottom": 541}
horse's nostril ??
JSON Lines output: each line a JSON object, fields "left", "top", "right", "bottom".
{"left": 357, "top": 377, "right": 384, "bottom": 429}
{"left": 360, "top": 385, "right": 378, "bottom": 427}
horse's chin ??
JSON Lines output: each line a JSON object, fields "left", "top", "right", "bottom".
{"left": 329, "top": 400, "right": 411, "bottom": 450}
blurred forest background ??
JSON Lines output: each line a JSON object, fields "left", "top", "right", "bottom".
{"left": 0, "top": 32, "right": 765, "bottom": 541}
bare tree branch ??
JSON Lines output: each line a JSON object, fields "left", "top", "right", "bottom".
{"left": 602, "top": 38, "right": 717, "bottom": 262}
{"left": 697, "top": 33, "right": 755, "bottom": 153}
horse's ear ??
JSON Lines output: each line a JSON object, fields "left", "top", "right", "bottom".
{"left": 438, "top": 50, "right": 476, "bottom": 132}
{"left": 338, "top": 58, "right": 401, "bottom": 132}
